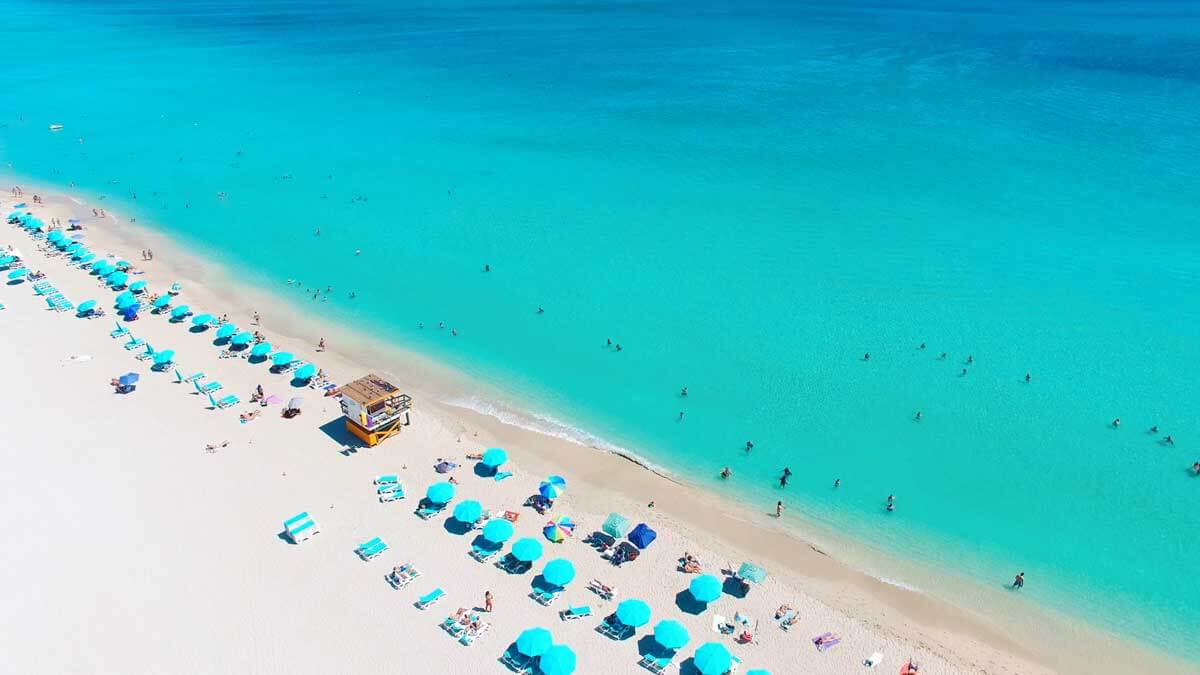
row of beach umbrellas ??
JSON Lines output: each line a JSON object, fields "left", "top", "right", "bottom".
{"left": 509, "top": 626, "right": 747, "bottom": 675}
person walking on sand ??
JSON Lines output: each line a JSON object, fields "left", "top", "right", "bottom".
{"left": 317, "top": 338, "right": 326, "bottom": 352}
{"left": 775, "top": 501, "right": 784, "bottom": 518}
{"left": 253, "top": 311, "right": 261, "bottom": 325}
{"left": 484, "top": 590, "right": 493, "bottom": 612}
{"left": 1012, "top": 572, "right": 1025, "bottom": 589}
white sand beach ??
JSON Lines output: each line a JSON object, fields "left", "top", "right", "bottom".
{"left": 0, "top": 187, "right": 1191, "bottom": 675}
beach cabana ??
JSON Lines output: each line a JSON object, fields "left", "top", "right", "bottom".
{"left": 538, "top": 644, "right": 576, "bottom": 675}
{"left": 628, "top": 523, "right": 656, "bottom": 549}
{"left": 653, "top": 619, "right": 690, "bottom": 650}
{"left": 541, "top": 558, "right": 576, "bottom": 587}
{"left": 338, "top": 373, "right": 413, "bottom": 447}
{"left": 693, "top": 643, "right": 732, "bottom": 675}
{"left": 615, "top": 598, "right": 651, "bottom": 628}
{"left": 688, "top": 574, "right": 722, "bottom": 603}
{"left": 452, "top": 499, "right": 483, "bottom": 524}
{"left": 602, "top": 513, "right": 631, "bottom": 539}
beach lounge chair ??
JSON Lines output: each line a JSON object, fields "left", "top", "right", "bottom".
{"left": 207, "top": 393, "right": 240, "bottom": 409}
{"left": 530, "top": 587, "right": 561, "bottom": 606}
{"left": 469, "top": 543, "right": 500, "bottom": 562}
{"left": 134, "top": 345, "right": 156, "bottom": 361}
{"left": 638, "top": 653, "right": 675, "bottom": 673}
{"left": 415, "top": 588, "right": 445, "bottom": 609}
{"left": 380, "top": 487, "right": 406, "bottom": 503}
{"left": 175, "top": 369, "right": 204, "bottom": 384}
{"left": 377, "top": 482, "right": 403, "bottom": 495}
{"left": 54, "top": 300, "right": 75, "bottom": 313}
{"left": 496, "top": 554, "right": 531, "bottom": 575}
{"left": 123, "top": 336, "right": 145, "bottom": 350}
{"left": 193, "top": 379, "right": 222, "bottom": 394}
{"left": 597, "top": 615, "right": 633, "bottom": 640}
{"left": 415, "top": 502, "right": 447, "bottom": 520}
{"left": 283, "top": 512, "right": 320, "bottom": 544}
{"left": 729, "top": 655, "right": 743, "bottom": 672}
{"left": 441, "top": 611, "right": 478, "bottom": 637}
{"left": 355, "top": 537, "right": 388, "bottom": 561}
{"left": 110, "top": 322, "right": 130, "bottom": 338}
{"left": 588, "top": 579, "right": 617, "bottom": 601}
{"left": 812, "top": 632, "right": 841, "bottom": 652}
{"left": 387, "top": 564, "right": 420, "bottom": 589}
{"left": 459, "top": 620, "right": 489, "bottom": 646}
{"left": 559, "top": 605, "right": 591, "bottom": 621}
{"left": 501, "top": 647, "right": 532, "bottom": 673}
{"left": 374, "top": 474, "right": 399, "bottom": 485}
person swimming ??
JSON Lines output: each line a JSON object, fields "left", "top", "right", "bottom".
{"left": 720, "top": 467, "right": 731, "bottom": 479}
{"left": 919, "top": 343, "right": 926, "bottom": 350}
{"left": 537, "top": 306, "right": 544, "bottom": 314}
{"left": 1150, "top": 426, "right": 1159, "bottom": 434}
{"left": 680, "top": 386, "right": 688, "bottom": 397}
{"left": 615, "top": 344, "right": 622, "bottom": 351}
{"left": 938, "top": 352, "right": 947, "bottom": 360}
{"left": 863, "top": 352, "right": 870, "bottom": 361}
{"left": 1112, "top": 418, "right": 1121, "bottom": 428}
{"left": 966, "top": 355, "right": 974, "bottom": 365}
{"left": 833, "top": 478, "right": 841, "bottom": 488}
{"left": 914, "top": 411, "right": 923, "bottom": 421}
{"left": 1164, "top": 435, "right": 1175, "bottom": 445}
{"left": 745, "top": 441, "right": 754, "bottom": 452}
{"left": 1025, "top": 373, "right": 1031, "bottom": 383}
{"left": 779, "top": 468, "right": 791, "bottom": 487}
{"left": 484, "top": 264, "right": 490, "bottom": 272}
{"left": 961, "top": 368, "right": 968, "bottom": 376}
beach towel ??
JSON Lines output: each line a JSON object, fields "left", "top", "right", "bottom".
{"left": 812, "top": 632, "right": 841, "bottom": 652}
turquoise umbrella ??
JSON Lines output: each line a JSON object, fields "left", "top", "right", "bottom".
{"left": 116, "top": 295, "right": 137, "bottom": 310}
{"left": 77, "top": 253, "right": 96, "bottom": 264}
{"left": 108, "top": 271, "right": 129, "bottom": 287}
{"left": 170, "top": 305, "right": 190, "bottom": 319}
{"left": 89, "top": 259, "right": 106, "bottom": 270}
{"left": 0, "top": 256, "right": 14, "bottom": 266}
{"left": 249, "top": 342, "right": 272, "bottom": 357}
{"left": 616, "top": 598, "right": 652, "bottom": 628}
{"left": 153, "top": 349, "right": 176, "bottom": 365}
{"left": 65, "top": 242, "right": 82, "bottom": 252}
{"left": 271, "top": 351, "right": 295, "bottom": 367}
{"left": 129, "top": 280, "right": 147, "bottom": 292}
{"left": 114, "top": 260, "right": 131, "bottom": 270}
{"left": 97, "top": 266, "right": 115, "bottom": 277}
{"left": 515, "top": 627, "right": 553, "bottom": 657}
{"left": 452, "top": 499, "right": 483, "bottom": 524}
{"left": 215, "top": 323, "right": 237, "bottom": 339}
{"left": 230, "top": 331, "right": 253, "bottom": 346}
{"left": 71, "top": 248, "right": 89, "bottom": 260}
{"left": 693, "top": 643, "right": 732, "bottom": 675}
{"left": 76, "top": 300, "right": 97, "bottom": 313}
{"left": 7, "top": 268, "right": 27, "bottom": 279}
{"left": 602, "top": 512, "right": 631, "bottom": 538}
{"left": 653, "top": 620, "right": 690, "bottom": 650}
{"left": 425, "top": 481, "right": 455, "bottom": 504}
{"left": 293, "top": 363, "right": 317, "bottom": 380}
{"left": 538, "top": 645, "right": 576, "bottom": 675}
{"left": 738, "top": 562, "right": 767, "bottom": 584}
{"left": 511, "top": 537, "right": 543, "bottom": 563}
{"left": 689, "top": 574, "right": 722, "bottom": 603}
{"left": 482, "top": 518, "right": 514, "bottom": 543}
{"left": 6, "top": 210, "right": 23, "bottom": 220}
{"left": 746, "top": 670, "right": 771, "bottom": 675}
{"left": 153, "top": 295, "right": 171, "bottom": 308}
{"left": 541, "top": 558, "right": 576, "bottom": 587}
{"left": 481, "top": 447, "right": 507, "bottom": 467}
{"left": 191, "top": 313, "right": 215, "bottom": 327}
{"left": 47, "top": 230, "right": 64, "bottom": 242}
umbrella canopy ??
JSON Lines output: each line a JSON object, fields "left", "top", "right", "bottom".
{"left": 116, "top": 295, "right": 137, "bottom": 310}
{"left": 98, "top": 266, "right": 117, "bottom": 278}
{"left": 153, "top": 295, "right": 171, "bottom": 308}
{"left": 615, "top": 598, "right": 652, "bottom": 628}
{"left": 602, "top": 513, "right": 631, "bottom": 539}
{"left": 543, "top": 516, "right": 575, "bottom": 543}
{"left": 6, "top": 210, "right": 24, "bottom": 220}
{"left": 249, "top": 342, "right": 272, "bottom": 357}
{"left": 482, "top": 518, "right": 514, "bottom": 543}
{"left": 0, "top": 256, "right": 14, "bottom": 266}
{"left": 114, "top": 260, "right": 132, "bottom": 270}
{"left": 77, "top": 300, "right": 97, "bottom": 313}
{"left": 538, "top": 645, "right": 576, "bottom": 675}
{"left": 688, "top": 574, "right": 722, "bottom": 603}
{"left": 77, "top": 253, "right": 96, "bottom": 264}
{"left": 515, "top": 627, "right": 553, "bottom": 657}
{"left": 693, "top": 643, "right": 732, "bottom": 675}
{"left": 7, "top": 268, "right": 28, "bottom": 279}
{"left": 170, "top": 304, "right": 191, "bottom": 319}
{"left": 628, "top": 523, "right": 657, "bottom": 549}
{"left": 118, "top": 372, "right": 140, "bottom": 387}
{"left": 452, "top": 499, "right": 483, "bottom": 524}
{"left": 115, "top": 291, "right": 135, "bottom": 305}
{"left": 425, "top": 481, "right": 455, "bottom": 504}
{"left": 541, "top": 558, "right": 576, "bottom": 587}
{"left": 271, "top": 351, "right": 295, "bottom": 366}
{"left": 230, "top": 331, "right": 253, "bottom": 345}
{"left": 539, "top": 479, "right": 565, "bottom": 500}
{"left": 653, "top": 620, "right": 690, "bottom": 651}
{"left": 191, "top": 313, "right": 215, "bottom": 327}
{"left": 64, "top": 242, "right": 82, "bottom": 252}
{"left": 108, "top": 271, "right": 129, "bottom": 287}
{"left": 215, "top": 323, "right": 237, "bottom": 339}
{"left": 510, "top": 537, "right": 544, "bottom": 563}
{"left": 293, "top": 363, "right": 316, "bottom": 380}
{"left": 129, "top": 280, "right": 147, "bottom": 292}
{"left": 47, "top": 230, "right": 64, "bottom": 242}
{"left": 122, "top": 305, "right": 139, "bottom": 320}
{"left": 153, "top": 349, "right": 176, "bottom": 365}
{"left": 481, "top": 447, "right": 507, "bottom": 467}
{"left": 738, "top": 562, "right": 767, "bottom": 584}
{"left": 71, "top": 248, "right": 90, "bottom": 260}
{"left": 287, "top": 397, "right": 304, "bottom": 409}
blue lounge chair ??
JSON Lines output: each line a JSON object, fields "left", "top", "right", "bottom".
{"left": 494, "top": 471, "right": 513, "bottom": 482}
{"left": 469, "top": 544, "right": 499, "bottom": 562}
{"left": 207, "top": 393, "right": 240, "bottom": 409}
{"left": 559, "top": 605, "right": 592, "bottom": 621}
{"left": 355, "top": 537, "right": 388, "bottom": 561}
{"left": 496, "top": 554, "right": 531, "bottom": 575}
{"left": 374, "top": 474, "right": 399, "bottom": 485}
{"left": 415, "top": 587, "right": 445, "bottom": 609}
{"left": 638, "top": 653, "right": 675, "bottom": 673}
{"left": 597, "top": 615, "right": 633, "bottom": 640}
{"left": 530, "top": 588, "right": 561, "bottom": 606}
{"left": 379, "top": 487, "right": 406, "bottom": 503}
{"left": 111, "top": 322, "right": 130, "bottom": 338}
{"left": 283, "top": 513, "right": 319, "bottom": 544}
{"left": 459, "top": 620, "right": 490, "bottom": 646}
{"left": 193, "top": 379, "right": 222, "bottom": 394}
{"left": 415, "top": 502, "right": 446, "bottom": 520}
{"left": 377, "top": 483, "right": 403, "bottom": 495}
{"left": 174, "top": 369, "right": 204, "bottom": 383}
{"left": 501, "top": 647, "right": 532, "bottom": 673}
{"left": 123, "top": 336, "right": 145, "bottom": 350}
{"left": 135, "top": 345, "right": 156, "bottom": 361}
{"left": 441, "top": 612, "right": 478, "bottom": 637}
{"left": 386, "top": 564, "right": 419, "bottom": 589}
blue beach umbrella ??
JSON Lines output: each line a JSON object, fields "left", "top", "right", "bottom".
{"left": 249, "top": 342, "right": 272, "bottom": 358}
{"left": 293, "top": 363, "right": 317, "bottom": 380}
{"left": 99, "top": 266, "right": 117, "bottom": 278}
{"left": 538, "top": 645, "right": 576, "bottom": 675}
{"left": 64, "top": 242, "right": 82, "bottom": 252}
{"left": 7, "top": 268, "right": 28, "bottom": 279}
{"left": 116, "top": 295, "right": 137, "bottom": 310}
{"left": 215, "top": 323, "right": 237, "bottom": 339}
{"left": 230, "top": 331, "right": 253, "bottom": 346}
{"left": 482, "top": 518, "right": 514, "bottom": 544}
{"left": 693, "top": 643, "right": 732, "bottom": 675}
{"left": 653, "top": 620, "right": 690, "bottom": 651}
{"left": 89, "top": 259, "right": 107, "bottom": 270}
{"left": 47, "top": 230, "right": 64, "bottom": 242}
{"left": 615, "top": 598, "right": 652, "bottom": 628}
{"left": 515, "top": 627, "right": 553, "bottom": 657}
{"left": 539, "top": 480, "right": 565, "bottom": 500}
{"left": 738, "top": 562, "right": 767, "bottom": 584}
{"left": 541, "top": 558, "right": 576, "bottom": 587}
{"left": 688, "top": 574, "right": 722, "bottom": 603}
{"left": 510, "top": 537, "right": 543, "bottom": 563}
{"left": 76, "top": 300, "right": 97, "bottom": 313}
{"left": 602, "top": 513, "right": 631, "bottom": 538}
{"left": 271, "top": 351, "right": 295, "bottom": 367}
{"left": 114, "top": 260, "right": 131, "bottom": 270}
{"left": 191, "top": 313, "right": 215, "bottom": 327}
{"left": 0, "top": 256, "right": 14, "bottom": 267}
{"left": 153, "top": 295, "right": 172, "bottom": 308}
{"left": 153, "top": 349, "right": 176, "bottom": 365}
{"left": 6, "top": 210, "right": 23, "bottom": 220}
{"left": 425, "top": 481, "right": 455, "bottom": 504}
{"left": 77, "top": 253, "right": 96, "bottom": 264}
{"left": 118, "top": 372, "right": 140, "bottom": 387}
{"left": 115, "top": 289, "right": 135, "bottom": 303}
{"left": 452, "top": 499, "right": 483, "bottom": 524}
{"left": 108, "top": 271, "right": 129, "bottom": 287}
{"left": 70, "top": 247, "right": 89, "bottom": 259}
{"left": 129, "top": 280, "right": 147, "bottom": 292}
{"left": 170, "top": 304, "right": 191, "bottom": 319}
{"left": 481, "top": 447, "right": 507, "bottom": 468}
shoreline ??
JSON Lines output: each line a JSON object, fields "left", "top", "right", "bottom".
{"left": 4, "top": 175, "right": 1192, "bottom": 674}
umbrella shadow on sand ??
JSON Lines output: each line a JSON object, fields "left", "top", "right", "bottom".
{"left": 442, "top": 517, "right": 474, "bottom": 536}
{"left": 473, "top": 462, "right": 497, "bottom": 478}
{"left": 722, "top": 576, "right": 749, "bottom": 599}
{"left": 674, "top": 590, "right": 708, "bottom": 615}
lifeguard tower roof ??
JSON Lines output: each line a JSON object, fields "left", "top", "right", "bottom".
{"left": 341, "top": 373, "right": 401, "bottom": 408}
{"left": 340, "top": 374, "right": 412, "bottom": 447}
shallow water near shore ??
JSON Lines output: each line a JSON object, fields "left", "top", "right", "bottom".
{"left": 3, "top": 0, "right": 1199, "bottom": 657}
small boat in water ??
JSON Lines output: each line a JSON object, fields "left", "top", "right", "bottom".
{"left": 49, "top": 124, "right": 64, "bottom": 131}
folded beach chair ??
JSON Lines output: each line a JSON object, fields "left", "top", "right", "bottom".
{"left": 174, "top": 369, "right": 204, "bottom": 384}
{"left": 380, "top": 487, "right": 406, "bottom": 503}
{"left": 123, "top": 336, "right": 145, "bottom": 350}
{"left": 283, "top": 512, "right": 320, "bottom": 544}
{"left": 469, "top": 543, "right": 499, "bottom": 563}
{"left": 355, "top": 536, "right": 388, "bottom": 561}
{"left": 374, "top": 474, "right": 399, "bottom": 485}
{"left": 597, "top": 615, "right": 632, "bottom": 640}
{"left": 638, "top": 653, "right": 675, "bottom": 673}
{"left": 559, "top": 605, "right": 591, "bottom": 621}
{"left": 110, "top": 322, "right": 130, "bottom": 338}
{"left": 193, "top": 379, "right": 222, "bottom": 394}
{"left": 377, "top": 482, "right": 403, "bottom": 495}
{"left": 415, "top": 587, "right": 445, "bottom": 609}
{"left": 207, "top": 392, "right": 240, "bottom": 409}
{"left": 501, "top": 647, "right": 532, "bottom": 673}
{"left": 459, "top": 621, "right": 489, "bottom": 646}
{"left": 812, "top": 632, "right": 841, "bottom": 652}
{"left": 588, "top": 579, "right": 617, "bottom": 601}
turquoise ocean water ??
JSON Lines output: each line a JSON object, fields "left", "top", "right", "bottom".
{"left": 3, "top": 0, "right": 1198, "bottom": 654}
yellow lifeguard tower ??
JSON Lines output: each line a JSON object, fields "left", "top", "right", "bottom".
{"left": 339, "top": 374, "right": 413, "bottom": 447}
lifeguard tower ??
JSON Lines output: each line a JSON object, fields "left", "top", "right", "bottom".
{"left": 339, "top": 374, "right": 412, "bottom": 447}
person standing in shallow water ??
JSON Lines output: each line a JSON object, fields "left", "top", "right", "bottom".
{"left": 779, "top": 468, "right": 792, "bottom": 487}
{"left": 1012, "top": 572, "right": 1025, "bottom": 589}
{"left": 775, "top": 501, "right": 783, "bottom": 518}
